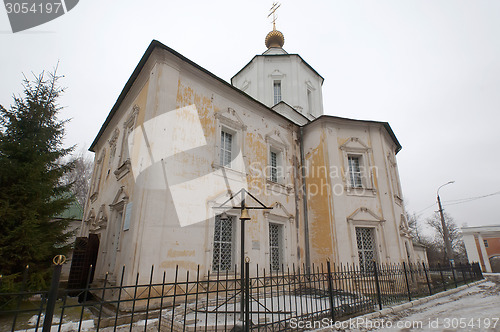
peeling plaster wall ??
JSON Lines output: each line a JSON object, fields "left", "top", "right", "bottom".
{"left": 303, "top": 119, "right": 410, "bottom": 266}
{"left": 82, "top": 45, "right": 412, "bottom": 286}
{"left": 83, "top": 50, "right": 304, "bottom": 284}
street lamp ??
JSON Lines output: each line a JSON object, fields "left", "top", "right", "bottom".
{"left": 215, "top": 188, "right": 271, "bottom": 326}
{"left": 437, "top": 181, "right": 455, "bottom": 265}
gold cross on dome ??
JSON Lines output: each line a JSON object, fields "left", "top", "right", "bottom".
{"left": 268, "top": 2, "right": 281, "bottom": 29}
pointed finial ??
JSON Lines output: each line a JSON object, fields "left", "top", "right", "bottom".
{"left": 268, "top": 2, "right": 281, "bottom": 30}
{"left": 265, "top": 2, "right": 285, "bottom": 49}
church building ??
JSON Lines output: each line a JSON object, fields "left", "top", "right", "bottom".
{"left": 80, "top": 23, "right": 416, "bottom": 285}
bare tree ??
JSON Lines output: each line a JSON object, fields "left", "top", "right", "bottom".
{"left": 63, "top": 149, "right": 93, "bottom": 207}
{"left": 406, "top": 211, "right": 424, "bottom": 244}
{"left": 426, "top": 211, "right": 466, "bottom": 263}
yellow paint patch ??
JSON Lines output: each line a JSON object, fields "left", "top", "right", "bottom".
{"left": 167, "top": 249, "right": 195, "bottom": 258}
{"left": 306, "top": 131, "right": 333, "bottom": 262}
{"left": 160, "top": 260, "right": 199, "bottom": 271}
{"left": 245, "top": 132, "right": 267, "bottom": 194}
{"left": 176, "top": 81, "right": 215, "bottom": 138}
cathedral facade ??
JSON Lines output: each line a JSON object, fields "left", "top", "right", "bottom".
{"left": 81, "top": 28, "right": 416, "bottom": 284}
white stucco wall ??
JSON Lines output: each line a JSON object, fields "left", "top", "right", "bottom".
{"left": 232, "top": 54, "right": 324, "bottom": 120}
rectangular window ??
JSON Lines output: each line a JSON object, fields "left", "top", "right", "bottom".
{"left": 273, "top": 81, "right": 282, "bottom": 105}
{"left": 356, "top": 227, "right": 376, "bottom": 272}
{"left": 307, "top": 89, "right": 313, "bottom": 114}
{"left": 269, "top": 223, "right": 283, "bottom": 270}
{"left": 348, "top": 156, "right": 363, "bottom": 188}
{"left": 270, "top": 151, "right": 278, "bottom": 182}
{"left": 484, "top": 239, "right": 489, "bottom": 248}
{"left": 212, "top": 215, "right": 234, "bottom": 271}
{"left": 220, "top": 130, "right": 233, "bottom": 167}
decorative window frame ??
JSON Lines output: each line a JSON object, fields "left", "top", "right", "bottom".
{"left": 89, "top": 149, "right": 106, "bottom": 202}
{"left": 340, "top": 137, "right": 376, "bottom": 196}
{"left": 305, "top": 80, "right": 316, "bottom": 117}
{"left": 85, "top": 208, "right": 96, "bottom": 231}
{"left": 270, "top": 70, "right": 285, "bottom": 106}
{"left": 263, "top": 202, "right": 295, "bottom": 269}
{"left": 387, "top": 152, "right": 403, "bottom": 205}
{"left": 210, "top": 212, "right": 238, "bottom": 272}
{"left": 91, "top": 204, "right": 108, "bottom": 232}
{"left": 265, "top": 130, "right": 292, "bottom": 194}
{"left": 108, "top": 187, "right": 129, "bottom": 253}
{"left": 115, "top": 105, "right": 139, "bottom": 180}
{"left": 399, "top": 214, "right": 411, "bottom": 238}
{"left": 213, "top": 108, "right": 247, "bottom": 175}
{"left": 264, "top": 214, "right": 289, "bottom": 270}
{"left": 108, "top": 128, "right": 120, "bottom": 170}
{"left": 207, "top": 193, "right": 241, "bottom": 274}
{"left": 347, "top": 207, "right": 385, "bottom": 264}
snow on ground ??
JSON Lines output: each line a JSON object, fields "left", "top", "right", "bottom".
{"left": 340, "top": 274, "right": 500, "bottom": 332}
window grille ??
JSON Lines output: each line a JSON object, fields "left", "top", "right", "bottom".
{"left": 348, "top": 156, "right": 363, "bottom": 188}
{"left": 269, "top": 223, "right": 282, "bottom": 270}
{"left": 220, "top": 131, "right": 233, "bottom": 167}
{"left": 356, "top": 227, "right": 376, "bottom": 272}
{"left": 273, "top": 81, "right": 282, "bottom": 105}
{"left": 212, "top": 215, "right": 234, "bottom": 271}
{"left": 270, "top": 151, "right": 278, "bottom": 182}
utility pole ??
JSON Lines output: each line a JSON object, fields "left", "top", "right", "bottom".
{"left": 437, "top": 181, "right": 454, "bottom": 265}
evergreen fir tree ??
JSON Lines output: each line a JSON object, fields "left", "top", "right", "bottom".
{"left": 0, "top": 69, "right": 74, "bottom": 291}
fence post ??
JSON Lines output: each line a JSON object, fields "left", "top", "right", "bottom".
{"left": 437, "top": 263, "right": 446, "bottom": 291}
{"left": 244, "top": 261, "right": 250, "bottom": 332}
{"left": 373, "top": 262, "right": 383, "bottom": 310}
{"left": 451, "top": 263, "right": 458, "bottom": 288}
{"left": 460, "top": 263, "right": 467, "bottom": 284}
{"left": 422, "top": 262, "right": 432, "bottom": 295}
{"left": 402, "top": 262, "right": 412, "bottom": 302}
{"left": 42, "top": 255, "right": 65, "bottom": 332}
{"left": 326, "top": 261, "right": 335, "bottom": 323}
{"left": 475, "top": 262, "right": 484, "bottom": 279}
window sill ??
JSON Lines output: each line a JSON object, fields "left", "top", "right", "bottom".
{"left": 206, "top": 272, "right": 239, "bottom": 279}
{"left": 211, "top": 163, "right": 247, "bottom": 177}
{"left": 346, "top": 186, "right": 377, "bottom": 197}
{"left": 114, "top": 159, "right": 131, "bottom": 180}
{"left": 266, "top": 179, "right": 292, "bottom": 195}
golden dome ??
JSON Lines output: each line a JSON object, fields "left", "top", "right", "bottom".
{"left": 265, "top": 27, "right": 285, "bottom": 49}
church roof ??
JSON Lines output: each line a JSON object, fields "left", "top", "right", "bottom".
{"left": 89, "top": 40, "right": 297, "bottom": 152}
{"left": 309, "top": 115, "right": 402, "bottom": 153}
{"left": 89, "top": 40, "right": 401, "bottom": 154}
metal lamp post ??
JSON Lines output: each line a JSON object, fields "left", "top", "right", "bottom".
{"left": 215, "top": 189, "right": 271, "bottom": 327}
{"left": 437, "top": 181, "right": 455, "bottom": 265}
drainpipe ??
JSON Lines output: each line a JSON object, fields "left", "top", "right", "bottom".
{"left": 299, "top": 127, "right": 311, "bottom": 272}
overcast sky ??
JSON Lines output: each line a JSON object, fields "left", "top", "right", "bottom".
{"left": 1, "top": 0, "right": 499, "bottom": 231}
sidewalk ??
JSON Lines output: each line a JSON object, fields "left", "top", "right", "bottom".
{"left": 319, "top": 274, "right": 500, "bottom": 331}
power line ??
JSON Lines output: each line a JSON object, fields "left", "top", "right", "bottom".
{"left": 414, "top": 190, "right": 500, "bottom": 213}
{"left": 415, "top": 203, "right": 436, "bottom": 215}
{"left": 443, "top": 191, "right": 500, "bottom": 207}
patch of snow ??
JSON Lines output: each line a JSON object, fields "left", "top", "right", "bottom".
{"left": 16, "top": 320, "right": 94, "bottom": 332}
{"left": 362, "top": 279, "right": 500, "bottom": 331}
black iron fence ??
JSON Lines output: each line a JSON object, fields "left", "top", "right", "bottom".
{"left": 0, "top": 261, "right": 483, "bottom": 331}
